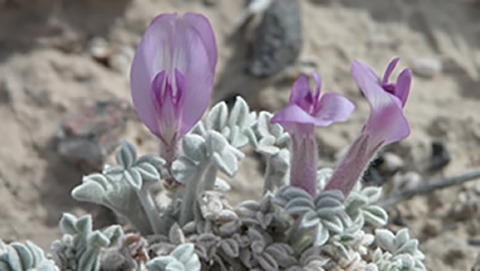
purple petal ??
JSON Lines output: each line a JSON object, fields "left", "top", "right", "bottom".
{"left": 382, "top": 57, "right": 400, "bottom": 85}
{"left": 314, "top": 92, "right": 355, "bottom": 124}
{"left": 352, "top": 60, "right": 410, "bottom": 146}
{"left": 312, "top": 72, "right": 322, "bottom": 102}
{"left": 130, "top": 14, "right": 176, "bottom": 137}
{"left": 182, "top": 13, "right": 217, "bottom": 72}
{"left": 289, "top": 75, "right": 310, "bottom": 104}
{"left": 271, "top": 104, "right": 317, "bottom": 135}
{"left": 173, "top": 18, "right": 215, "bottom": 135}
{"left": 158, "top": 78, "right": 180, "bottom": 144}
{"left": 394, "top": 68, "right": 412, "bottom": 107}
{"left": 364, "top": 103, "right": 410, "bottom": 146}
{"left": 352, "top": 61, "right": 393, "bottom": 111}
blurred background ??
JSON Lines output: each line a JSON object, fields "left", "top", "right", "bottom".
{"left": 0, "top": 0, "right": 480, "bottom": 270}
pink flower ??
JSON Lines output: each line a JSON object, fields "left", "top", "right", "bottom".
{"left": 130, "top": 13, "right": 217, "bottom": 145}
{"left": 324, "top": 58, "right": 412, "bottom": 196}
{"left": 272, "top": 73, "right": 355, "bottom": 135}
{"left": 272, "top": 73, "right": 354, "bottom": 196}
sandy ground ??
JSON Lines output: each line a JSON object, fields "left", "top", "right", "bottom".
{"left": 1, "top": 0, "right": 480, "bottom": 270}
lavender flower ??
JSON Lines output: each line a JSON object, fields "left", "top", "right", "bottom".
{"left": 130, "top": 13, "right": 217, "bottom": 162}
{"left": 272, "top": 73, "right": 355, "bottom": 196}
{"left": 325, "top": 58, "right": 412, "bottom": 196}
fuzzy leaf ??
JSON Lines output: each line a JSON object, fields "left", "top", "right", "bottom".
{"left": 206, "top": 102, "right": 228, "bottom": 131}
{"left": 229, "top": 96, "right": 249, "bottom": 128}
{"left": 171, "top": 157, "right": 197, "bottom": 184}
{"left": 183, "top": 134, "right": 207, "bottom": 162}
{"left": 258, "top": 251, "right": 278, "bottom": 271}
{"left": 135, "top": 162, "right": 160, "bottom": 182}
{"left": 59, "top": 213, "right": 78, "bottom": 234}
{"left": 212, "top": 152, "right": 238, "bottom": 177}
{"left": 10, "top": 243, "right": 32, "bottom": 270}
{"left": 169, "top": 224, "right": 185, "bottom": 245}
{"left": 124, "top": 168, "right": 142, "bottom": 191}
{"left": 72, "top": 179, "right": 106, "bottom": 204}
{"left": 313, "top": 223, "right": 329, "bottom": 247}
{"left": 205, "top": 131, "right": 227, "bottom": 155}
{"left": 220, "top": 239, "right": 239, "bottom": 258}
{"left": 102, "top": 165, "right": 124, "bottom": 176}
{"left": 116, "top": 141, "right": 136, "bottom": 168}
{"left": 362, "top": 206, "right": 388, "bottom": 226}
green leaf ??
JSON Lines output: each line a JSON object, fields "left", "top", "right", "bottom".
{"left": 71, "top": 182, "right": 106, "bottom": 204}
{"left": 124, "top": 168, "right": 142, "bottom": 191}
{"left": 59, "top": 213, "right": 78, "bottom": 234}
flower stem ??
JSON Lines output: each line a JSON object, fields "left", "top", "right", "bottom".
{"left": 160, "top": 138, "right": 182, "bottom": 188}
{"left": 136, "top": 185, "right": 166, "bottom": 234}
{"left": 179, "top": 162, "right": 209, "bottom": 225}
{"left": 263, "top": 150, "right": 290, "bottom": 194}
{"left": 324, "top": 134, "right": 376, "bottom": 197}
{"left": 290, "top": 134, "right": 318, "bottom": 196}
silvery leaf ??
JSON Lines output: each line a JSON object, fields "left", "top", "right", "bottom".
{"left": 362, "top": 187, "right": 383, "bottom": 203}
{"left": 124, "top": 168, "right": 142, "bottom": 191}
{"left": 171, "top": 156, "right": 198, "bottom": 184}
{"left": 362, "top": 206, "right": 388, "bottom": 226}
{"left": 182, "top": 134, "right": 207, "bottom": 162}
{"left": 220, "top": 239, "right": 239, "bottom": 258}
{"left": 212, "top": 152, "right": 238, "bottom": 177}
{"left": 214, "top": 177, "right": 231, "bottom": 192}
{"left": 135, "top": 162, "right": 160, "bottom": 182}
{"left": 71, "top": 181, "right": 106, "bottom": 204}
{"left": 206, "top": 102, "right": 228, "bottom": 132}
{"left": 115, "top": 141, "right": 136, "bottom": 168}
{"left": 257, "top": 252, "right": 278, "bottom": 271}
{"left": 228, "top": 96, "right": 249, "bottom": 128}
{"left": 168, "top": 224, "right": 185, "bottom": 245}
{"left": 313, "top": 223, "right": 329, "bottom": 247}
{"left": 102, "top": 165, "right": 124, "bottom": 175}
{"left": 59, "top": 213, "right": 78, "bottom": 234}
{"left": 205, "top": 130, "right": 228, "bottom": 155}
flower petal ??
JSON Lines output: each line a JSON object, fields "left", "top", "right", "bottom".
{"left": 365, "top": 103, "right": 410, "bottom": 146}
{"left": 173, "top": 17, "right": 215, "bottom": 136}
{"left": 314, "top": 92, "right": 355, "bottom": 124}
{"left": 351, "top": 61, "right": 392, "bottom": 111}
{"left": 271, "top": 104, "right": 317, "bottom": 134}
{"left": 312, "top": 72, "right": 322, "bottom": 102}
{"left": 130, "top": 14, "right": 176, "bottom": 137}
{"left": 394, "top": 68, "right": 412, "bottom": 107}
{"left": 289, "top": 75, "right": 311, "bottom": 104}
{"left": 182, "top": 13, "right": 217, "bottom": 72}
{"left": 382, "top": 57, "right": 400, "bottom": 86}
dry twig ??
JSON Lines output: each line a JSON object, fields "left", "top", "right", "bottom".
{"left": 379, "top": 169, "right": 480, "bottom": 208}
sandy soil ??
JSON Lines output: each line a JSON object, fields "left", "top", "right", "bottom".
{"left": 1, "top": 0, "right": 480, "bottom": 270}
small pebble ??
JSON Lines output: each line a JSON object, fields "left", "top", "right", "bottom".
{"left": 87, "top": 37, "right": 112, "bottom": 64}
{"left": 429, "top": 141, "right": 451, "bottom": 171}
{"left": 422, "top": 219, "right": 440, "bottom": 237}
{"left": 110, "top": 45, "right": 135, "bottom": 81}
{"left": 392, "top": 171, "right": 422, "bottom": 191}
{"left": 379, "top": 152, "right": 404, "bottom": 175}
{"left": 412, "top": 57, "right": 443, "bottom": 78}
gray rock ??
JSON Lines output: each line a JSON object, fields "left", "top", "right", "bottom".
{"left": 249, "top": 0, "right": 303, "bottom": 77}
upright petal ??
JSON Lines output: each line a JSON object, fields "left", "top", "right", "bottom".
{"left": 382, "top": 58, "right": 400, "bottom": 85}
{"left": 130, "top": 14, "right": 176, "bottom": 137}
{"left": 173, "top": 17, "right": 216, "bottom": 135}
{"left": 289, "top": 75, "right": 311, "bottom": 104}
{"left": 352, "top": 61, "right": 393, "bottom": 111}
{"left": 312, "top": 72, "right": 322, "bottom": 102}
{"left": 395, "top": 69, "right": 412, "bottom": 107}
{"left": 182, "top": 13, "right": 218, "bottom": 72}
